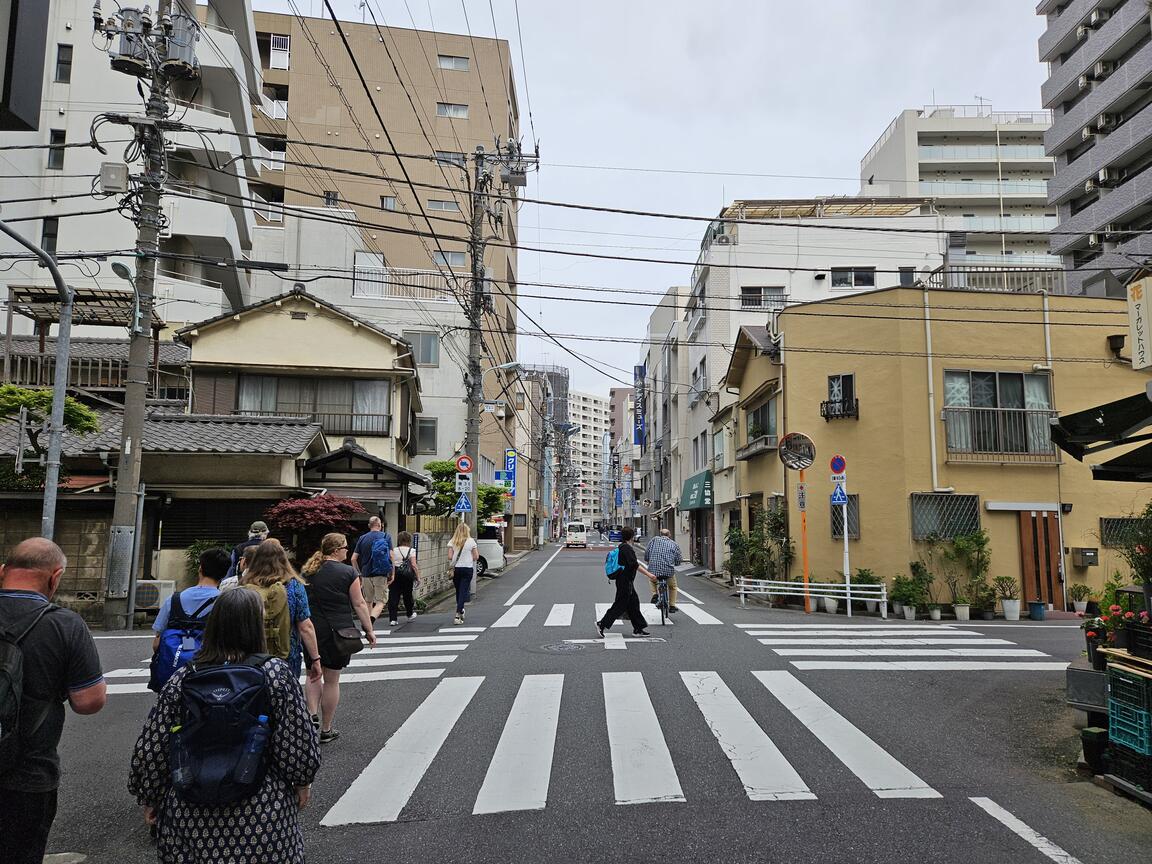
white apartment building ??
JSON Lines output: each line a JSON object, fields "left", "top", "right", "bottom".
{"left": 0, "top": 1, "right": 262, "bottom": 332}
{"left": 568, "top": 390, "right": 609, "bottom": 526}
{"left": 859, "top": 105, "right": 1058, "bottom": 269}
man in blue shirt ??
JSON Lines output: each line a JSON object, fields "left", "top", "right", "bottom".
{"left": 351, "top": 516, "right": 392, "bottom": 621}
{"left": 151, "top": 548, "right": 230, "bottom": 653}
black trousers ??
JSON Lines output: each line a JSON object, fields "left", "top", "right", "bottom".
{"left": 599, "top": 574, "right": 648, "bottom": 633}
{"left": 387, "top": 572, "right": 415, "bottom": 620}
{"left": 0, "top": 786, "right": 58, "bottom": 864}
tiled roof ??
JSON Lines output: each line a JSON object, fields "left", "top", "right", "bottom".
{"left": 0, "top": 411, "right": 323, "bottom": 457}
{"left": 7, "top": 336, "right": 188, "bottom": 365}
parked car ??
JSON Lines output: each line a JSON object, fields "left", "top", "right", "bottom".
{"left": 476, "top": 523, "right": 506, "bottom": 577}
{"left": 565, "top": 522, "right": 588, "bottom": 547}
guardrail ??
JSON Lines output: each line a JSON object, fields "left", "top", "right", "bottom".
{"left": 735, "top": 577, "right": 888, "bottom": 618}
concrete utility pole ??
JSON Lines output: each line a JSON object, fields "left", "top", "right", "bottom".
{"left": 98, "top": 0, "right": 186, "bottom": 630}
{"left": 463, "top": 146, "right": 490, "bottom": 537}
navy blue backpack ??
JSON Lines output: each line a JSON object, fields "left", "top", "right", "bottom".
{"left": 148, "top": 591, "right": 217, "bottom": 693}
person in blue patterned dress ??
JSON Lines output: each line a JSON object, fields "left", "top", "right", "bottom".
{"left": 128, "top": 589, "right": 321, "bottom": 864}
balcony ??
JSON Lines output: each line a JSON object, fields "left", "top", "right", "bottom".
{"left": 5, "top": 352, "right": 187, "bottom": 401}
{"left": 251, "top": 191, "right": 284, "bottom": 224}
{"left": 946, "top": 216, "right": 1058, "bottom": 233}
{"left": 820, "top": 398, "right": 859, "bottom": 421}
{"left": 927, "top": 264, "right": 1066, "bottom": 294}
{"left": 943, "top": 407, "right": 1061, "bottom": 464}
{"left": 258, "top": 96, "right": 289, "bottom": 120}
{"left": 352, "top": 266, "right": 460, "bottom": 303}
{"left": 918, "top": 144, "right": 1050, "bottom": 163}
{"left": 735, "top": 434, "right": 778, "bottom": 462}
{"left": 919, "top": 180, "right": 1049, "bottom": 200}
{"left": 236, "top": 410, "right": 392, "bottom": 437}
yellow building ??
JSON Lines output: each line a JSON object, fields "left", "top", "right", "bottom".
{"left": 723, "top": 286, "right": 1152, "bottom": 607}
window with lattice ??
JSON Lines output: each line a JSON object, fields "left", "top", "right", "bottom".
{"left": 1100, "top": 517, "right": 1143, "bottom": 548}
{"left": 910, "top": 493, "right": 980, "bottom": 540}
{"left": 831, "top": 494, "right": 860, "bottom": 540}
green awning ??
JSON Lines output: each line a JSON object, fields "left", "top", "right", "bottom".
{"left": 679, "top": 471, "right": 714, "bottom": 510}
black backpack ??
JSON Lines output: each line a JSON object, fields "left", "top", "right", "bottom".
{"left": 395, "top": 548, "right": 416, "bottom": 581}
{"left": 0, "top": 604, "right": 55, "bottom": 776}
{"left": 170, "top": 655, "right": 273, "bottom": 805}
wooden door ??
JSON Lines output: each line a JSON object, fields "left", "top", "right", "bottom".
{"left": 1018, "top": 511, "right": 1061, "bottom": 605}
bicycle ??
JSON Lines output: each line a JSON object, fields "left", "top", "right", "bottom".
{"left": 654, "top": 576, "right": 670, "bottom": 626}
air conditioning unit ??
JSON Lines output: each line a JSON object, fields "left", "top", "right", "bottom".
{"left": 1081, "top": 125, "right": 1096, "bottom": 141}
{"left": 1098, "top": 166, "right": 1121, "bottom": 185}
{"left": 1096, "top": 113, "right": 1117, "bottom": 131}
{"left": 1101, "top": 223, "right": 1121, "bottom": 238}
{"left": 1085, "top": 178, "right": 1098, "bottom": 193}
{"left": 1093, "top": 60, "right": 1115, "bottom": 80}
{"left": 1078, "top": 74, "right": 1092, "bottom": 91}
{"left": 1076, "top": 24, "right": 1091, "bottom": 40}
{"left": 1089, "top": 8, "right": 1111, "bottom": 27}
{"left": 1088, "top": 233, "right": 1101, "bottom": 247}
{"left": 135, "top": 579, "right": 176, "bottom": 611}
{"left": 714, "top": 234, "right": 732, "bottom": 245}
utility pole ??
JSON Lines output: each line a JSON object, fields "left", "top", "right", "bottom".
{"left": 96, "top": 1, "right": 194, "bottom": 629}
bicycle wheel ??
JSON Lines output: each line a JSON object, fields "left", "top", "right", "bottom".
{"left": 658, "top": 581, "right": 668, "bottom": 626}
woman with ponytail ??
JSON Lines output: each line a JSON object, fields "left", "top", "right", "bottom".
{"left": 302, "top": 533, "right": 376, "bottom": 743}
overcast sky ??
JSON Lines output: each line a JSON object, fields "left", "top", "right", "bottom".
{"left": 254, "top": 1, "right": 1048, "bottom": 395}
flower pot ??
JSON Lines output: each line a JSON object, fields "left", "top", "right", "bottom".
{"left": 1073, "top": 600, "right": 1088, "bottom": 614}
{"left": 1001, "top": 599, "right": 1021, "bottom": 621}
{"left": 1028, "top": 601, "right": 1046, "bottom": 621}
{"left": 865, "top": 600, "right": 878, "bottom": 614}
{"left": 1113, "top": 628, "right": 1131, "bottom": 650}
{"left": 902, "top": 605, "right": 917, "bottom": 620}
{"left": 980, "top": 609, "right": 995, "bottom": 620}
{"left": 953, "top": 604, "right": 970, "bottom": 622}
{"left": 928, "top": 607, "right": 941, "bottom": 621}
{"left": 1086, "top": 638, "right": 1107, "bottom": 671}
{"left": 893, "top": 601, "right": 904, "bottom": 616}
{"left": 823, "top": 596, "right": 839, "bottom": 615}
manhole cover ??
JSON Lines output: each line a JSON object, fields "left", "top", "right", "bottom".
{"left": 540, "top": 642, "right": 585, "bottom": 653}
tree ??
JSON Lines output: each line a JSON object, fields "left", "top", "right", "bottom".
{"left": 264, "top": 494, "right": 367, "bottom": 562}
{"left": 0, "top": 385, "right": 100, "bottom": 491}
{"left": 423, "top": 458, "right": 507, "bottom": 521}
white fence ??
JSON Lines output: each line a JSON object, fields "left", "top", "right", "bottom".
{"left": 735, "top": 577, "right": 888, "bottom": 618}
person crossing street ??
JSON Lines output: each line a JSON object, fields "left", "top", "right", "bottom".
{"left": 597, "top": 527, "right": 652, "bottom": 637}
{"left": 645, "top": 529, "right": 683, "bottom": 614}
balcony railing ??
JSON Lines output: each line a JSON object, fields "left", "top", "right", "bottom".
{"left": 236, "top": 409, "right": 392, "bottom": 437}
{"left": 252, "top": 191, "right": 283, "bottom": 223}
{"left": 5, "top": 354, "right": 184, "bottom": 398}
{"left": 918, "top": 144, "right": 1050, "bottom": 161}
{"left": 352, "top": 266, "right": 459, "bottom": 302}
{"left": 949, "top": 216, "right": 1058, "bottom": 232}
{"left": 943, "top": 407, "right": 1060, "bottom": 464}
{"left": 927, "top": 264, "right": 1066, "bottom": 294}
{"left": 919, "top": 180, "right": 1048, "bottom": 197}
{"left": 258, "top": 98, "right": 288, "bottom": 120}
{"left": 736, "top": 434, "right": 778, "bottom": 462}
{"left": 820, "top": 398, "right": 860, "bottom": 421}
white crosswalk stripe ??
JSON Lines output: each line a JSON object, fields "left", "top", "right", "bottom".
{"left": 317, "top": 669, "right": 937, "bottom": 824}
{"left": 736, "top": 620, "right": 1061, "bottom": 671}
{"left": 492, "top": 604, "right": 534, "bottom": 627}
{"left": 477, "top": 603, "right": 722, "bottom": 628}
{"left": 544, "top": 604, "right": 574, "bottom": 626}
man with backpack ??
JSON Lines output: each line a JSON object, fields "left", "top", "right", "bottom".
{"left": 149, "top": 548, "right": 230, "bottom": 692}
{"left": 223, "top": 521, "right": 270, "bottom": 584}
{"left": 0, "top": 538, "right": 106, "bottom": 864}
{"left": 597, "top": 527, "right": 652, "bottom": 638}
{"left": 350, "top": 516, "right": 393, "bottom": 621}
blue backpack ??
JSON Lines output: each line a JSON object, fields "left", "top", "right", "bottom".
{"left": 148, "top": 591, "right": 217, "bottom": 693}
{"left": 367, "top": 533, "right": 394, "bottom": 576}
{"left": 604, "top": 548, "right": 625, "bottom": 580}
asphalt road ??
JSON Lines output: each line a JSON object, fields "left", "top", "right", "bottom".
{"left": 51, "top": 539, "right": 1152, "bottom": 863}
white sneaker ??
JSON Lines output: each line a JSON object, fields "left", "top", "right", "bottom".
{"left": 454, "top": 614, "right": 463, "bottom": 625}
{"left": 389, "top": 620, "right": 398, "bottom": 626}
{"left": 406, "top": 612, "right": 417, "bottom": 621}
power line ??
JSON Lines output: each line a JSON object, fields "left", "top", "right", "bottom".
{"left": 511, "top": 0, "right": 537, "bottom": 149}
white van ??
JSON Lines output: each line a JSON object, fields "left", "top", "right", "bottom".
{"left": 564, "top": 522, "right": 588, "bottom": 548}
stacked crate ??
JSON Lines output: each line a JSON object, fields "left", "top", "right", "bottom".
{"left": 1106, "top": 626, "right": 1152, "bottom": 791}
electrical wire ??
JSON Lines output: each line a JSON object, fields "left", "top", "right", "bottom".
{"left": 511, "top": 0, "right": 537, "bottom": 149}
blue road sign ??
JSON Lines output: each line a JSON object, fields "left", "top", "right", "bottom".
{"left": 454, "top": 492, "right": 473, "bottom": 513}
{"left": 830, "top": 484, "right": 848, "bottom": 506}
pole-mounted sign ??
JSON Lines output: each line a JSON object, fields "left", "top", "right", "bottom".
{"left": 778, "top": 432, "right": 816, "bottom": 613}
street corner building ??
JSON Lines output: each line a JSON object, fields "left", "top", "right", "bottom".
{"left": 720, "top": 285, "right": 1152, "bottom": 608}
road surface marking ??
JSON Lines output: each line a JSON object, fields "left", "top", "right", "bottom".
{"left": 772, "top": 648, "right": 1048, "bottom": 658}
{"left": 675, "top": 587, "right": 703, "bottom": 604}
{"left": 333, "top": 669, "right": 445, "bottom": 684}
{"left": 369, "top": 644, "right": 473, "bottom": 654}
{"left": 672, "top": 604, "right": 723, "bottom": 625}
{"left": 370, "top": 630, "right": 393, "bottom": 636}
{"left": 758, "top": 638, "right": 1014, "bottom": 646}
{"left": 596, "top": 603, "right": 670, "bottom": 626}
{"left": 321, "top": 676, "right": 484, "bottom": 825}
{"left": 439, "top": 626, "right": 487, "bottom": 633}
{"left": 370, "top": 635, "right": 478, "bottom": 644}
{"left": 789, "top": 661, "right": 1069, "bottom": 671}
{"left": 473, "top": 674, "right": 564, "bottom": 814}
{"left": 492, "top": 605, "right": 534, "bottom": 628}
{"left": 959, "top": 624, "right": 1081, "bottom": 629}
{"left": 346, "top": 655, "right": 459, "bottom": 667}
{"left": 754, "top": 671, "right": 940, "bottom": 799}
{"left": 969, "top": 797, "right": 1084, "bottom": 864}
{"left": 603, "top": 632, "right": 627, "bottom": 650}
{"left": 681, "top": 671, "right": 815, "bottom": 801}
{"left": 545, "top": 604, "right": 575, "bottom": 627}
{"left": 735, "top": 623, "right": 959, "bottom": 629}
{"left": 105, "top": 668, "right": 150, "bottom": 679}
{"left": 92, "top": 634, "right": 157, "bottom": 640}
{"left": 602, "top": 672, "right": 685, "bottom": 805}
{"left": 563, "top": 637, "right": 665, "bottom": 644}
{"left": 106, "top": 683, "right": 154, "bottom": 694}
{"left": 745, "top": 629, "right": 980, "bottom": 637}
{"left": 505, "top": 545, "right": 564, "bottom": 606}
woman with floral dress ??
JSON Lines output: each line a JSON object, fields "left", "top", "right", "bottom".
{"left": 128, "top": 589, "right": 321, "bottom": 863}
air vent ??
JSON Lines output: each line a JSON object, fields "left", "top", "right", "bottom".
{"left": 290, "top": 311, "right": 308, "bottom": 320}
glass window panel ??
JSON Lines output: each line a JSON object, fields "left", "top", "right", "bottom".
{"left": 238, "top": 375, "right": 277, "bottom": 413}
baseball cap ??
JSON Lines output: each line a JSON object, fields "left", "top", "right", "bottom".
{"left": 249, "top": 521, "right": 269, "bottom": 534}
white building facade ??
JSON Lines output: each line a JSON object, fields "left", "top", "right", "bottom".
{"left": 567, "top": 390, "right": 609, "bottom": 526}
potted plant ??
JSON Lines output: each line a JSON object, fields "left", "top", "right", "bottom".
{"left": 1078, "top": 609, "right": 1144, "bottom": 669}
{"left": 952, "top": 592, "right": 971, "bottom": 622}
{"left": 822, "top": 581, "right": 839, "bottom": 615}
{"left": 928, "top": 603, "right": 942, "bottom": 621}
{"left": 854, "top": 568, "right": 881, "bottom": 614}
{"left": 890, "top": 574, "right": 910, "bottom": 617}
{"left": 994, "top": 576, "right": 1021, "bottom": 621}
{"left": 1068, "top": 583, "right": 1092, "bottom": 615}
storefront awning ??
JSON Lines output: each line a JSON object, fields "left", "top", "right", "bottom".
{"left": 1050, "top": 389, "right": 1152, "bottom": 461}
{"left": 679, "top": 471, "right": 714, "bottom": 511}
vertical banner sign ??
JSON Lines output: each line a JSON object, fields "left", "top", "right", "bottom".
{"left": 1129, "top": 279, "right": 1151, "bottom": 371}
{"left": 633, "top": 364, "right": 646, "bottom": 445}
{"left": 615, "top": 488, "right": 623, "bottom": 507}
{"left": 504, "top": 448, "right": 517, "bottom": 496}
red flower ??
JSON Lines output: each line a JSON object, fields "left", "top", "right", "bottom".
{"left": 1101, "top": 615, "right": 1111, "bottom": 622}
{"left": 1109, "top": 604, "right": 1123, "bottom": 613}
{"left": 1086, "top": 630, "right": 1098, "bottom": 638}
{"left": 1124, "top": 611, "right": 1135, "bottom": 620}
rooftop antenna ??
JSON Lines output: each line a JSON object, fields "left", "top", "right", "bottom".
{"left": 975, "top": 94, "right": 991, "bottom": 115}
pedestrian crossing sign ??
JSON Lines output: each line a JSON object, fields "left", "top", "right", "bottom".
{"left": 454, "top": 492, "right": 472, "bottom": 513}
{"left": 830, "top": 484, "right": 848, "bottom": 506}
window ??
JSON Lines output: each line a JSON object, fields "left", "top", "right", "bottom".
{"left": 428, "top": 199, "right": 461, "bottom": 212}
{"left": 436, "top": 102, "right": 469, "bottom": 119}
{"left": 740, "top": 286, "right": 787, "bottom": 309}
{"left": 943, "top": 370, "right": 1052, "bottom": 454}
{"left": 1100, "top": 517, "right": 1142, "bottom": 548}
{"left": 899, "top": 267, "right": 916, "bottom": 286}
{"left": 380, "top": 196, "right": 397, "bottom": 211}
{"left": 403, "top": 331, "right": 439, "bottom": 366}
{"left": 435, "top": 151, "right": 466, "bottom": 167}
{"left": 269, "top": 34, "right": 290, "bottom": 70}
{"left": 323, "top": 190, "right": 339, "bottom": 207}
{"left": 55, "top": 45, "right": 73, "bottom": 83}
{"left": 830, "top": 267, "right": 876, "bottom": 288}
{"left": 437, "top": 54, "right": 470, "bottom": 71}
{"left": 434, "top": 250, "right": 467, "bottom": 268}
{"left": 831, "top": 494, "right": 860, "bottom": 540}
{"left": 713, "top": 426, "right": 726, "bottom": 470}
{"left": 910, "top": 493, "right": 980, "bottom": 540}
{"left": 691, "top": 436, "right": 700, "bottom": 471}
{"left": 236, "top": 374, "right": 393, "bottom": 436}
{"left": 416, "top": 417, "right": 438, "bottom": 454}
{"left": 513, "top": 514, "right": 527, "bottom": 527}
{"left": 699, "top": 431, "right": 708, "bottom": 469}
{"left": 828, "top": 373, "right": 855, "bottom": 405}
{"left": 746, "top": 395, "right": 777, "bottom": 440}
{"left": 47, "top": 130, "right": 65, "bottom": 170}
{"left": 40, "top": 218, "right": 59, "bottom": 257}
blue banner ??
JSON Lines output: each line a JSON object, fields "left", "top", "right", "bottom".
{"left": 633, "top": 364, "right": 646, "bottom": 446}
{"left": 615, "top": 487, "right": 623, "bottom": 507}
{"left": 504, "top": 448, "right": 517, "bottom": 495}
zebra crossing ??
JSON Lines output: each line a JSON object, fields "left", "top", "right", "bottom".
{"left": 490, "top": 601, "right": 724, "bottom": 628}
{"left": 102, "top": 630, "right": 482, "bottom": 695}
{"left": 735, "top": 622, "right": 1068, "bottom": 672}
{"left": 320, "top": 669, "right": 939, "bottom": 826}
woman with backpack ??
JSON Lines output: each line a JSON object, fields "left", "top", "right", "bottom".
{"left": 387, "top": 531, "right": 421, "bottom": 626}
{"left": 128, "top": 588, "right": 320, "bottom": 864}
{"left": 301, "top": 533, "right": 377, "bottom": 743}
{"left": 240, "top": 541, "right": 321, "bottom": 685}
{"left": 447, "top": 522, "right": 479, "bottom": 625}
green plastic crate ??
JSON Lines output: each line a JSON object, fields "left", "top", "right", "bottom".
{"left": 1109, "top": 700, "right": 1152, "bottom": 756}
{"left": 1108, "top": 667, "right": 1152, "bottom": 712}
